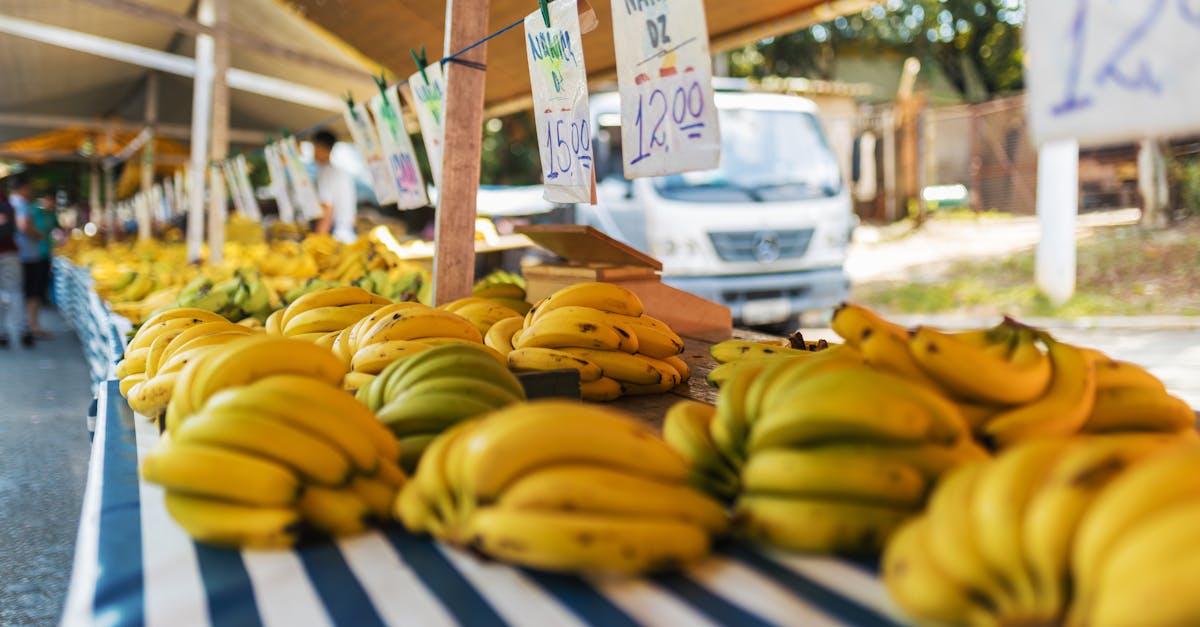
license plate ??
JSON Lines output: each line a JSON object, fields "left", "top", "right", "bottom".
{"left": 741, "top": 298, "right": 791, "bottom": 325}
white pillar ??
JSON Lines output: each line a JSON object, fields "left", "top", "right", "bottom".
{"left": 187, "top": 0, "right": 215, "bottom": 263}
{"left": 207, "top": 165, "right": 226, "bottom": 265}
{"left": 1035, "top": 138, "right": 1079, "bottom": 305}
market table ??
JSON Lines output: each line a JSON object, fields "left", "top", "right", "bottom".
{"left": 55, "top": 271, "right": 909, "bottom": 627}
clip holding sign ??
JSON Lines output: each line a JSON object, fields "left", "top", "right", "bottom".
{"left": 345, "top": 90, "right": 357, "bottom": 116}
{"left": 410, "top": 46, "right": 429, "bottom": 84}
{"left": 539, "top": 0, "right": 551, "bottom": 28}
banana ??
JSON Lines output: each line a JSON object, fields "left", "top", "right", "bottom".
{"left": 749, "top": 369, "right": 939, "bottom": 453}
{"left": 350, "top": 340, "right": 433, "bottom": 375}
{"left": 709, "top": 339, "right": 809, "bottom": 363}
{"left": 159, "top": 320, "right": 249, "bottom": 363}
{"left": 483, "top": 315, "right": 524, "bottom": 356}
{"left": 395, "top": 481, "right": 441, "bottom": 536}
{"left": 156, "top": 336, "right": 247, "bottom": 377}
{"left": 163, "top": 492, "right": 301, "bottom": 550}
{"left": 283, "top": 303, "right": 382, "bottom": 337}
{"left": 473, "top": 283, "right": 526, "bottom": 300}
{"left": 247, "top": 374, "right": 399, "bottom": 460}
{"left": 439, "top": 297, "right": 498, "bottom": 314}
{"left": 663, "top": 355, "right": 691, "bottom": 382}
{"left": 398, "top": 434, "right": 438, "bottom": 474}
{"left": 116, "top": 347, "right": 150, "bottom": 379}
{"left": 751, "top": 346, "right": 867, "bottom": 421}
{"left": 464, "top": 507, "right": 708, "bottom": 574}
{"left": 579, "top": 376, "right": 622, "bottom": 401}
{"left": 174, "top": 403, "right": 354, "bottom": 486}
{"left": 537, "top": 282, "right": 644, "bottom": 318}
{"left": 407, "top": 420, "right": 480, "bottom": 534}
{"left": 957, "top": 401, "right": 1007, "bottom": 433}
{"left": 384, "top": 344, "right": 525, "bottom": 402}
{"left": 376, "top": 391, "right": 508, "bottom": 437}
{"left": 175, "top": 336, "right": 346, "bottom": 421}
{"left": 515, "top": 312, "right": 623, "bottom": 352}
{"left": 971, "top": 438, "right": 1073, "bottom": 615}
{"left": 358, "top": 308, "right": 483, "bottom": 346}
{"left": 119, "top": 373, "right": 146, "bottom": 397}
{"left": 300, "top": 485, "right": 372, "bottom": 536}
{"left": 1022, "top": 433, "right": 1178, "bottom": 621}
{"left": 350, "top": 301, "right": 427, "bottom": 347}
{"left": 497, "top": 464, "right": 728, "bottom": 534}
{"left": 910, "top": 325, "right": 1052, "bottom": 405}
{"left": 279, "top": 286, "right": 384, "bottom": 330}
{"left": 830, "top": 302, "right": 908, "bottom": 347}
{"left": 858, "top": 326, "right": 943, "bottom": 390}
{"left": 289, "top": 331, "right": 333, "bottom": 343}
{"left": 735, "top": 495, "right": 910, "bottom": 555}
{"left": 711, "top": 361, "right": 769, "bottom": 466}
{"left": 796, "top": 438, "right": 990, "bottom": 481}
{"left": 141, "top": 440, "right": 302, "bottom": 506}
{"left": 627, "top": 323, "right": 684, "bottom": 359}
{"left": 137, "top": 307, "right": 229, "bottom": 334}
{"left": 453, "top": 301, "right": 521, "bottom": 336}
{"left": 983, "top": 339, "right": 1096, "bottom": 447}
{"left": 455, "top": 401, "right": 689, "bottom": 511}
{"left": 1083, "top": 386, "right": 1196, "bottom": 433}
{"left": 145, "top": 331, "right": 190, "bottom": 379}
{"left": 265, "top": 308, "right": 285, "bottom": 335}
{"left": 558, "top": 348, "right": 661, "bottom": 385}
{"left": 1092, "top": 357, "right": 1167, "bottom": 392}
{"left": 507, "top": 347, "right": 603, "bottom": 382}
{"left": 705, "top": 357, "right": 779, "bottom": 388}
{"left": 883, "top": 518, "right": 998, "bottom": 627}
{"left": 342, "top": 371, "right": 375, "bottom": 391}
{"left": 349, "top": 475, "right": 400, "bottom": 520}
{"left": 1070, "top": 446, "right": 1200, "bottom": 614}
{"left": 741, "top": 448, "right": 928, "bottom": 509}
{"left": 127, "top": 372, "right": 180, "bottom": 417}
{"left": 663, "top": 400, "right": 738, "bottom": 492}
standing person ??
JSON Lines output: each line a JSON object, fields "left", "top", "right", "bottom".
{"left": 0, "top": 182, "right": 25, "bottom": 348}
{"left": 6, "top": 172, "right": 34, "bottom": 343}
{"left": 311, "top": 129, "right": 358, "bottom": 243}
{"left": 22, "top": 191, "right": 59, "bottom": 339}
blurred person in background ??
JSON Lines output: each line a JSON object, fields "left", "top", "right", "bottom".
{"left": 22, "top": 190, "right": 59, "bottom": 339}
{"left": 0, "top": 181, "right": 24, "bottom": 348}
{"left": 6, "top": 176, "right": 35, "bottom": 347}
{"left": 311, "top": 129, "right": 358, "bottom": 243}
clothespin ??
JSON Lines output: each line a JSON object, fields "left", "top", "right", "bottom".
{"left": 539, "top": 0, "right": 551, "bottom": 28}
{"left": 373, "top": 72, "right": 390, "bottom": 98}
{"left": 411, "top": 46, "right": 429, "bottom": 84}
{"left": 346, "top": 91, "right": 358, "bottom": 118}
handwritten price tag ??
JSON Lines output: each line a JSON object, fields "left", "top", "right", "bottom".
{"left": 408, "top": 64, "right": 448, "bottom": 188}
{"left": 369, "top": 87, "right": 430, "bottom": 210}
{"left": 344, "top": 102, "right": 399, "bottom": 206}
{"left": 279, "top": 137, "right": 322, "bottom": 222}
{"left": 525, "top": 0, "right": 595, "bottom": 204}
{"left": 263, "top": 143, "right": 296, "bottom": 223}
{"left": 1028, "top": 0, "right": 1200, "bottom": 145}
{"left": 611, "top": 0, "right": 720, "bottom": 178}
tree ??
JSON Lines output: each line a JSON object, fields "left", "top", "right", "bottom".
{"left": 730, "top": 0, "right": 1026, "bottom": 102}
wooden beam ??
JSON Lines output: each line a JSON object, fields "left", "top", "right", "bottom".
{"left": 209, "top": 0, "right": 230, "bottom": 162}
{"left": 188, "top": 0, "right": 214, "bottom": 263}
{"left": 75, "top": 0, "right": 376, "bottom": 82}
{"left": 0, "top": 112, "right": 267, "bottom": 144}
{"left": 432, "top": 0, "right": 489, "bottom": 305}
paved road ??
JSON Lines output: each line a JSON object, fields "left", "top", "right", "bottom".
{"left": 0, "top": 309, "right": 93, "bottom": 626}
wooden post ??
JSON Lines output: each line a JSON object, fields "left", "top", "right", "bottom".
{"left": 881, "top": 108, "right": 897, "bottom": 222}
{"left": 187, "top": 0, "right": 215, "bottom": 262}
{"left": 209, "top": 0, "right": 230, "bottom": 162}
{"left": 142, "top": 72, "right": 158, "bottom": 196}
{"left": 432, "top": 0, "right": 489, "bottom": 305}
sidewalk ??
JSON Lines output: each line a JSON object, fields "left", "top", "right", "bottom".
{"left": 0, "top": 308, "right": 94, "bottom": 626}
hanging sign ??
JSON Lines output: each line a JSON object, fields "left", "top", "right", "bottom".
{"left": 221, "top": 159, "right": 248, "bottom": 218}
{"left": 407, "top": 62, "right": 447, "bottom": 189}
{"left": 525, "top": 0, "right": 596, "bottom": 204}
{"left": 344, "top": 102, "right": 401, "bottom": 206}
{"left": 279, "top": 137, "right": 323, "bottom": 223}
{"left": 369, "top": 87, "right": 430, "bottom": 209}
{"left": 610, "top": 0, "right": 721, "bottom": 178}
{"left": 1027, "top": 0, "right": 1200, "bottom": 146}
{"left": 207, "top": 165, "right": 227, "bottom": 264}
{"left": 263, "top": 144, "right": 296, "bottom": 223}
{"left": 233, "top": 155, "right": 262, "bottom": 220}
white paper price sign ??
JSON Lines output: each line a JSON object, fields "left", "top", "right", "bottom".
{"left": 408, "top": 63, "right": 447, "bottom": 188}
{"left": 344, "top": 102, "right": 400, "bottom": 206}
{"left": 610, "top": 0, "right": 720, "bottom": 178}
{"left": 525, "top": 0, "right": 596, "bottom": 204}
{"left": 280, "top": 137, "right": 322, "bottom": 222}
{"left": 263, "top": 143, "right": 296, "bottom": 223}
{"left": 370, "top": 87, "right": 430, "bottom": 209}
{"left": 1028, "top": 0, "right": 1200, "bottom": 146}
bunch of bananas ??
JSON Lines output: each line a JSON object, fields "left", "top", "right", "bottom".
{"left": 330, "top": 300, "right": 488, "bottom": 392}
{"left": 438, "top": 297, "right": 524, "bottom": 337}
{"left": 122, "top": 313, "right": 258, "bottom": 418}
{"left": 397, "top": 400, "right": 726, "bottom": 574}
{"left": 116, "top": 308, "right": 232, "bottom": 400}
{"left": 265, "top": 286, "right": 391, "bottom": 348}
{"left": 883, "top": 433, "right": 1200, "bottom": 627}
{"left": 356, "top": 343, "right": 526, "bottom": 471}
{"left": 472, "top": 269, "right": 532, "bottom": 314}
{"left": 143, "top": 335, "right": 404, "bottom": 547}
{"left": 668, "top": 344, "right": 985, "bottom": 555}
{"left": 226, "top": 215, "right": 266, "bottom": 245}
{"left": 485, "top": 282, "right": 690, "bottom": 402}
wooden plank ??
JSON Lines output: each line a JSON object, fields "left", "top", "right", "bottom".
{"left": 516, "top": 225, "right": 663, "bottom": 270}
{"left": 432, "top": 0, "right": 489, "bottom": 305}
{"left": 209, "top": 0, "right": 230, "bottom": 162}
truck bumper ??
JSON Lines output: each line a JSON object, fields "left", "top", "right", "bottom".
{"left": 663, "top": 267, "right": 850, "bottom": 324}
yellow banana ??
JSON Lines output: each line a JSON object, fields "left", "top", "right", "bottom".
{"left": 663, "top": 355, "right": 691, "bottom": 382}
{"left": 663, "top": 400, "right": 738, "bottom": 496}
{"left": 1092, "top": 357, "right": 1167, "bottom": 392}
{"left": 119, "top": 373, "right": 146, "bottom": 397}
{"left": 163, "top": 492, "right": 301, "bottom": 550}
{"left": 741, "top": 448, "right": 927, "bottom": 509}
{"left": 299, "top": 485, "right": 372, "bottom": 536}
{"left": 515, "top": 310, "right": 623, "bottom": 351}
{"left": 349, "top": 475, "right": 400, "bottom": 520}
{"left": 557, "top": 348, "right": 660, "bottom": 385}
{"left": 829, "top": 302, "right": 908, "bottom": 347}
{"left": 136, "top": 308, "right": 229, "bottom": 337}
{"left": 350, "top": 301, "right": 427, "bottom": 347}
{"left": 735, "top": 495, "right": 910, "bottom": 555}
{"left": 883, "top": 518, "right": 998, "bottom": 627}
{"left": 579, "top": 376, "right": 622, "bottom": 401}
{"left": 859, "top": 326, "right": 943, "bottom": 390}
{"left": 141, "top": 440, "right": 302, "bottom": 506}
{"left": 627, "top": 323, "right": 684, "bottom": 359}
{"left": 1083, "top": 386, "right": 1196, "bottom": 433}
{"left": 358, "top": 308, "right": 482, "bottom": 346}
{"left": 439, "top": 296, "right": 498, "bottom": 314}
{"left": 264, "top": 308, "right": 285, "bottom": 335}
{"left": 159, "top": 320, "right": 249, "bottom": 364}
{"left": 453, "top": 301, "right": 521, "bottom": 336}
{"left": 983, "top": 339, "right": 1096, "bottom": 447}
{"left": 910, "top": 325, "right": 1051, "bottom": 405}
{"left": 127, "top": 372, "right": 180, "bottom": 417}
{"left": 128, "top": 316, "right": 220, "bottom": 353}
{"left": 507, "top": 347, "right": 603, "bottom": 382}
{"left": 350, "top": 340, "right": 433, "bottom": 375}
{"left": 709, "top": 339, "right": 809, "bottom": 363}
{"left": 283, "top": 303, "right": 382, "bottom": 337}
{"left": 537, "top": 282, "right": 644, "bottom": 318}
{"left": 116, "top": 347, "right": 150, "bottom": 379}
{"left": 483, "top": 316, "right": 524, "bottom": 356}
{"left": 280, "top": 286, "right": 384, "bottom": 330}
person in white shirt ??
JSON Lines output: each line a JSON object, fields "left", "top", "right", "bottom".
{"left": 311, "top": 129, "right": 358, "bottom": 243}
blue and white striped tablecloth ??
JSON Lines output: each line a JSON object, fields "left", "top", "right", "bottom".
{"left": 61, "top": 380, "right": 911, "bottom": 627}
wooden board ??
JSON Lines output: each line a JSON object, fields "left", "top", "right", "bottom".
{"left": 516, "top": 224, "right": 662, "bottom": 270}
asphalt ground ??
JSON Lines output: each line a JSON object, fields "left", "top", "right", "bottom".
{"left": 0, "top": 308, "right": 93, "bottom": 626}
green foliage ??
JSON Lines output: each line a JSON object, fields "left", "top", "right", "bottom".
{"left": 480, "top": 112, "right": 543, "bottom": 186}
{"left": 728, "top": 0, "right": 1026, "bottom": 101}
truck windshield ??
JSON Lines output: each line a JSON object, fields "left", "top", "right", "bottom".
{"left": 653, "top": 108, "right": 842, "bottom": 203}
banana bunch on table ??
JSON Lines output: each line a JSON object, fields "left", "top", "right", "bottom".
{"left": 397, "top": 400, "right": 726, "bottom": 574}
{"left": 265, "top": 286, "right": 391, "bottom": 348}
{"left": 486, "top": 282, "right": 690, "bottom": 401}
{"left": 472, "top": 269, "right": 532, "bottom": 315}
{"left": 883, "top": 433, "right": 1200, "bottom": 627}
{"left": 438, "top": 296, "right": 524, "bottom": 337}
{"left": 142, "top": 335, "right": 404, "bottom": 547}
{"left": 356, "top": 343, "right": 526, "bottom": 472}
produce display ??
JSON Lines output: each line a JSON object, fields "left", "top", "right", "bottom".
{"left": 141, "top": 334, "right": 404, "bottom": 546}
{"left": 355, "top": 343, "right": 526, "bottom": 471}
{"left": 488, "top": 282, "right": 691, "bottom": 401}
{"left": 397, "top": 400, "right": 727, "bottom": 574}
{"left": 883, "top": 434, "right": 1200, "bottom": 627}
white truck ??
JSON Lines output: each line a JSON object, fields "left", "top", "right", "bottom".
{"left": 575, "top": 81, "right": 855, "bottom": 328}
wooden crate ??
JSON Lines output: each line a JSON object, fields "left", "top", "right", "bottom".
{"left": 517, "top": 225, "right": 732, "bottom": 334}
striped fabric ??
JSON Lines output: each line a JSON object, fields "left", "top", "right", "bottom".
{"left": 60, "top": 380, "right": 910, "bottom": 627}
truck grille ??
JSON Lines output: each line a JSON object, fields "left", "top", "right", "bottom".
{"left": 708, "top": 229, "right": 814, "bottom": 262}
